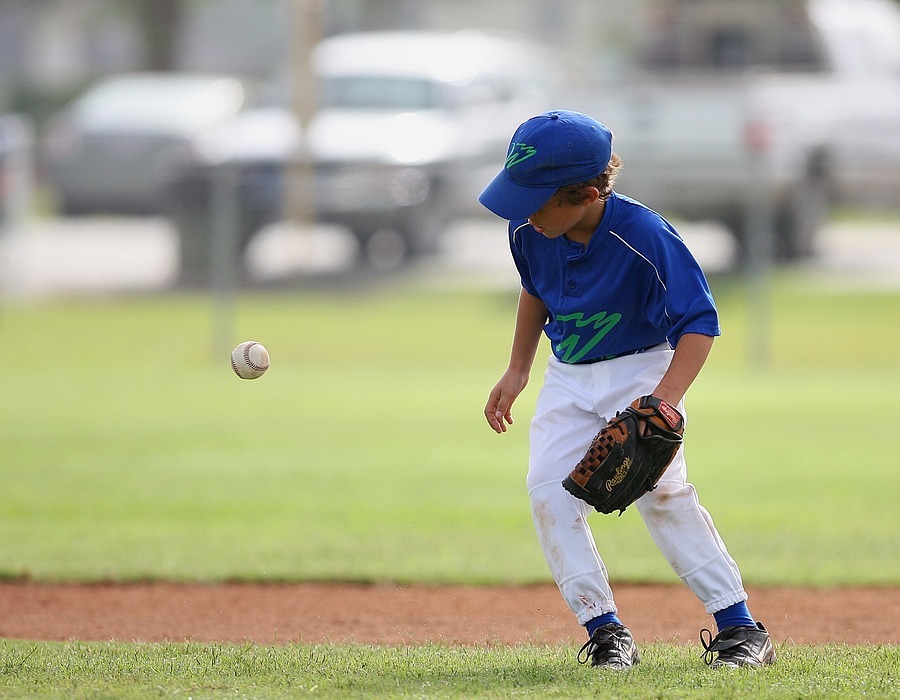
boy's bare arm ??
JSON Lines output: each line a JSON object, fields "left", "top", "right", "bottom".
{"left": 485, "top": 288, "right": 548, "bottom": 433}
{"left": 652, "top": 333, "right": 715, "bottom": 407}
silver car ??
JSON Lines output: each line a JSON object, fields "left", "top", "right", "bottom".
{"left": 164, "top": 30, "right": 573, "bottom": 281}
{"left": 41, "top": 73, "right": 246, "bottom": 215}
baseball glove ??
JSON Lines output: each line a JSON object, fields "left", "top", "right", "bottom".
{"left": 562, "top": 395, "right": 685, "bottom": 515}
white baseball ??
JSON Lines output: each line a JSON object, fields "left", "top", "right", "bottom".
{"left": 231, "top": 341, "right": 270, "bottom": 380}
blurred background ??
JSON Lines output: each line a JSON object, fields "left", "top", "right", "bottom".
{"left": 0, "top": 0, "right": 898, "bottom": 591}
{"left": 1, "top": 0, "right": 900, "bottom": 295}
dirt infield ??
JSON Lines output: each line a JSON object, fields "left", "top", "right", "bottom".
{"left": 1, "top": 582, "right": 896, "bottom": 646}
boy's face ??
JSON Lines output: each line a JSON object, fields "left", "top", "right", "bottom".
{"left": 527, "top": 190, "right": 599, "bottom": 239}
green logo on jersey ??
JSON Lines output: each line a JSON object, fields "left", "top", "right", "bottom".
{"left": 506, "top": 142, "right": 537, "bottom": 169}
{"left": 555, "top": 310, "right": 622, "bottom": 363}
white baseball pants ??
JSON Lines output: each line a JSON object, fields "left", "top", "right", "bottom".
{"left": 526, "top": 346, "right": 748, "bottom": 626}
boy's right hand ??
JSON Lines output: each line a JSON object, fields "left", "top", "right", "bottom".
{"left": 484, "top": 369, "right": 529, "bottom": 434}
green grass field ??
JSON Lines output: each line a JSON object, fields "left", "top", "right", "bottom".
{"left": 1, "top": 270, "right": 898, "bottom": 697}
{"left": 0, "top": 640, "right": 895, "bottom": 699}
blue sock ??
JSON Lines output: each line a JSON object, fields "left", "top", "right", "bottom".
{"left": 585, "top": 611, "right": 622, "bottom": 636}
{"left": 713, "top": 601, "right": 755, "bottom": 631}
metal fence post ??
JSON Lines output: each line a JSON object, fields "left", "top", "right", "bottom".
{"left": 210, "top": 163, "right": 239, "bottom": 357}
{"left": 0, "top": 114, "right": 34, "bottom": 298}
{"left": 743, "top": 123, "right": 775, "bottom": 368}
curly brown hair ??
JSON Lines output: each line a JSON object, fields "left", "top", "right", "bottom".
{"left": 555, "top": 153, "right": 622, "bottom": 205}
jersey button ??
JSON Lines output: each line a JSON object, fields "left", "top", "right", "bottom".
{"left": 568, "top": 280, "right": 577, "bottom": 289}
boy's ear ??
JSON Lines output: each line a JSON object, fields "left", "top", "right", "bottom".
{"left": 581, "top": 187, "right": 601, "bottom": 206}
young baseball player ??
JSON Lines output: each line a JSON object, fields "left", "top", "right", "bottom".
{"left": 479, "top": 110, "right": 775, "bottom": 669}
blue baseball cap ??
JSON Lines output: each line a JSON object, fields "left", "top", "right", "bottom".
{"left": 478, "top": 110, "right": 613, "bottom": 220}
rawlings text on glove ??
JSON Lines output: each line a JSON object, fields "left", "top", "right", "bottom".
{"left": 562, "top": 395, "right": 685, "bottom": 515}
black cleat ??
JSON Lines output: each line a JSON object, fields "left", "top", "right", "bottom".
{"left": 577, "top": 623, "right": 640, "bottom": 669}
{"left": 700, "top": 622, "right": 776, "bottom": 668}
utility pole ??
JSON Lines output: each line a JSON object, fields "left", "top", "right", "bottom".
{"left": 285, "top": 0, "right": 324, "bottom": 226}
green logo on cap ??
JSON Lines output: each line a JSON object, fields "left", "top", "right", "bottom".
{"left": 506, "top": 142, "right": 537, "bottom": 169}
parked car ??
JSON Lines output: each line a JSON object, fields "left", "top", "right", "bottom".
{"left": 572, "top": 0, "right": 900, "bottom": 261}
{"left": 41, "top": 73, "right": 247, "bottom": 215}
{"left": 163, "top": 30, "right": 572, "bottom": 282}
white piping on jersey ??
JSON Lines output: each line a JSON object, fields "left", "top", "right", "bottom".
{"left": 608, "top": 230, "right": 667, "bottom": 291}
{"left": 515, "top": 222, "right": 668, "bottom": 293}
{"left": 512, "top": 222, "right": 530, "bottom": 244}
{"left": 513, "top": 223, "right": 673, "bottom": 323}
{"left": 608, "top": 229, "right": 672, "bottom": 321}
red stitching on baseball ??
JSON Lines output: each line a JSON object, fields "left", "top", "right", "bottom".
{"left": 242, "top": 342, "right": 266, "bottom": 372}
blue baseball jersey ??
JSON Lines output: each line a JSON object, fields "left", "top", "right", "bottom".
{"left": 509, "top": 192, "right": 720, "bottom": 364}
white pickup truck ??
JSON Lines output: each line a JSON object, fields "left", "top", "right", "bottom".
{"left": 576, "top": 0, "right": 900, "bottom": 260}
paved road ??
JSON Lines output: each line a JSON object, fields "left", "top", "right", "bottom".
{"left": 0, "top": 214, "right": 897, "bottom": 297}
